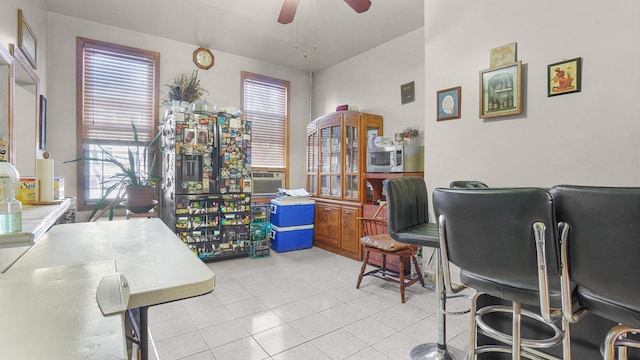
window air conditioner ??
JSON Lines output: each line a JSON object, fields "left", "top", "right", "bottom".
{"left": 251, "top": 171, "right": 285, "bottom": 195}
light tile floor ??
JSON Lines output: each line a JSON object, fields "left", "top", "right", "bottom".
{"left": 147, "top": 246, "right": 471, "bottom": 360}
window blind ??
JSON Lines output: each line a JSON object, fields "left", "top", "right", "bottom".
{"left": 81, "top": 41, "right": 156, "bottom": 141}
{"left": 242, "top": 73, "right": 289, "bottom": 168}
{"left": 77, "top": 38, "right": 159, "bottom": 206}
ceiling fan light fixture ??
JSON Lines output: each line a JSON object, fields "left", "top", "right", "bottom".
{"left": 344, "top": 0, "right": 371, "bottom": 13}
{"left": 278, "top": 0, "right": 299, "bottom": 24}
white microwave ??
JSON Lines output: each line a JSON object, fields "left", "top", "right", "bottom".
{"left": 366, "top": 145, "right": 424, "bottom": 173}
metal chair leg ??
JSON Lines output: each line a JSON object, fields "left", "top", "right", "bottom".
{"left": 409, "top": 251, "right": 465, "bottom": 360}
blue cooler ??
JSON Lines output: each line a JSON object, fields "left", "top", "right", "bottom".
{"left": 269, "top": 224, "right": 314, "bottom": 252}
{"left": 270, "top": 199, "right": 315, "bottom": 227}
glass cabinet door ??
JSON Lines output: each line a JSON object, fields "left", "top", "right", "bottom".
{"left": 344, "top": 123, "right": 359, "bottom": 200}
{"left": 320, "top": 124, "right": 341, "bottom": 197}
{"left": 306, "top": 129, "right": 318, "bottom": 196}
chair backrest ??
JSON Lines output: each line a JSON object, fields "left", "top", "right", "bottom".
{"left": 433, "top": 187, "right": 560, "bottom": 281}
{"left": 360, "top": 202, "right": 387, "bottom": 237}
{"left": 383, "top": 177, "right": 430, "bottom": 238}
{"left": 449, "top": 180, "right": 489, "bottom": 189}
{"left": 551, "top": 185, "right": 640, "bottom": 308}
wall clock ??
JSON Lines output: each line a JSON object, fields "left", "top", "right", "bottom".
{"left": 193, "top": 47, "right": 214, "bottom": 70}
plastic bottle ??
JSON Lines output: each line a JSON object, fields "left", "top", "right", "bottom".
{"left": 0, "top": 160, "right": 22, "bottom": 234}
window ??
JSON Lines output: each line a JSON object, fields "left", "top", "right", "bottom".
{"left": 241, "top": 71, "right": 289, "bottom": 170}
{"left": 76, "top": 37, "right": 159, "bottom": 208}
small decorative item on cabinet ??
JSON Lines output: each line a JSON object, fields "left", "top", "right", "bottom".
{"left": 402, "top": 126, "right": 421, "bottom": 145}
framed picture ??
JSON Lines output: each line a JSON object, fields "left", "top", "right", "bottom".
{"left": 479, "top": 60, "right": 522, "bottom": 118}
{"left": 39, "top": 95, "right": 46, "bottom": 150}
{"left": 547, "top": 57, "right": 582, "bottom": 97}
{"left": 401, "top": 81, "right": 415, "bottom": 104}
{"left": 490, "top": 42, "right": 517, "bottom": 68}
{"left": 17, "top": 9, "right": 37, "bottom": 70}
{"left": 437, "top": 86, "right": 461, "bottom": 121}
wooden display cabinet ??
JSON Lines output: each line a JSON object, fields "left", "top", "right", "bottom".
{"left": 307, "top": 111, "right": 383, "bottom": 260}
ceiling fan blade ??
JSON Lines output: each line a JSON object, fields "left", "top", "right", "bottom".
{"left": 278, "top": 0, "right": 299, "bottom": 24}
{"left": 344, "top": 0, "right": 371, "bottom": 13}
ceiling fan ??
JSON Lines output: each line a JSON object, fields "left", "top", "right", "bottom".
{"left": 278, "top": 0, "right": 372, "bottom": 24}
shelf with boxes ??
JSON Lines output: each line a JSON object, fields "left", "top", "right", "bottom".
{"left": 269, "top": 198, "right": 315, "bottom": 252}
{"left": 250, "top": 203, "right": 270, "bottom": 258}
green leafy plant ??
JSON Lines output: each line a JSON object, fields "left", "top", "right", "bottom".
{"left": 165, "top": 70, "right": 208, "bottom": 103}
{"left": 65, "top": 121, "right": 161, "bottom": 220}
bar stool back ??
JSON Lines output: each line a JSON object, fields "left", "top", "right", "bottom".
{"left": 551, "top": 185, "right": 640, "bottom": 359}
{"left": 383, "top": 177, "right": 466, "bottom": 360}
{"left": 433, "top": 187, "right": 570, "bottom": 360}
{"left": 448, "top": 180, "right": 488, "bottom": 189}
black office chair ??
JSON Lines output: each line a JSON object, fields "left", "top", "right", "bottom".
{"left": 448, "top": 180, "right": 488, "bottom": 189}
{"left": 384, "top": 177, "right": 466, "bottom": 360}
{"left": 551, "top": 185, "right": 640, "bottom": 359}
{"left": 433, "top": 187, "right": 570, "bottom": 360}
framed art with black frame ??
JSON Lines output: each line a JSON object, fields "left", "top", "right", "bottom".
{"left": 437, "top": 86, "right": 461, "bottom": 121}
{"left": 39, "top": 95, "right": 46, "bottom": 150}
{"left": 479, "top": 61, "right": 522, "bottom": 118}
{"left": 547, "top": 57, "right": 582, "bottom": 97}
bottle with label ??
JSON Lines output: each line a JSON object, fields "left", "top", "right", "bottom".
{"left": 0, "top": 160, "right": 22, "bottom": 234}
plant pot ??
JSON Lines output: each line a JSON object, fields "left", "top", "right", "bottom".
{"left": 125, "top": 186, "right": 155, "bottom": 207}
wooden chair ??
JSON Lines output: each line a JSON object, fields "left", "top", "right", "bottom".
{"left": 356, "top": 202, "right": 425, "bottom": 303}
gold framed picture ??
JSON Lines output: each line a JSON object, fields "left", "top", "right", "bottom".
{"left": 479, "top": 61, "right": 522, "bottom": 118}
{"left": 18, "top": 9, "right": 37, "bottom": 70}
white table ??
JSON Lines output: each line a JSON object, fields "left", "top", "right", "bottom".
{"left": 0, "top": 260, "right": 127, "bottom": 359}
{"left": 7, "top": 218, "right": 215, "bottom": 359}
{"left": 0, "top": 197, "right": 75, "bottom": 272}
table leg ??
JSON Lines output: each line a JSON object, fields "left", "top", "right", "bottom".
{"left": 140, "top": 306, "right": 149, "bottom": 360}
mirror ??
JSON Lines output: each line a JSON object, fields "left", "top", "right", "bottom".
{"left": 0, "top": 44, "right": 13, "bottom": 163}
{"left": 10, "top": 44, "right": 39, "bottom": 177}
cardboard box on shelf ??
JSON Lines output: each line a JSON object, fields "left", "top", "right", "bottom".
{"left": 17, "top": 177, "right": 65, "bottom": 203}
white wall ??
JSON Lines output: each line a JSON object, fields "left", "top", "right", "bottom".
{"left": 0, "top": 0, "right": 47, "bottom": 176}
{"left": 46, "top": 13, "right": 311, "bottom": 219}
{"left": 313, "top": 28, "right": 425, "bottom": 141}
{"left": 424, "top": 0, "right": 640, "bottom": 200}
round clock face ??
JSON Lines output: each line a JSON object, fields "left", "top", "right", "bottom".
{"left": 194, "top": 48, "right": 214, "bottom": 69}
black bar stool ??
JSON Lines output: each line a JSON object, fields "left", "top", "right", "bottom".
{"left": 552, "top": 185, "right": 640, "bottom": 359}
{"left": 383, "top": 177, "right": 466, "bottom": 360}
{"left": 448, "top": 180, "right": 488, "bottom": 189}
{"left": 433, "top": 187, "right": 570, "bottom": 360}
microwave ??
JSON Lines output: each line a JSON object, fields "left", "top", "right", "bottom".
{"left": 366, "top": 145, "right": 424, "bottom": 173}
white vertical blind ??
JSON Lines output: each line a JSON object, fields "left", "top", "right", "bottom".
{"left": 242, "top": 72, "right": 289, "bottom": 168}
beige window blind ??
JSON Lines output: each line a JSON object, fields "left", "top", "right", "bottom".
{"left": 77, "top": 37, "right": 159, "bottom": 205}
{"left": 80, "top": 39, "right": 157, "bottom": 142}
{"left": 241, "top": 72, "right": 289, "bottom": 169}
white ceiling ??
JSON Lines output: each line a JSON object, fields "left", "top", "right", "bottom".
{"left": 45, "top": 0, "right": 424, "bottom": 72}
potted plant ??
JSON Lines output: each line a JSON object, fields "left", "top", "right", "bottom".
{"left": 65, "top": 120, "right": 161, "bottom": 220}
